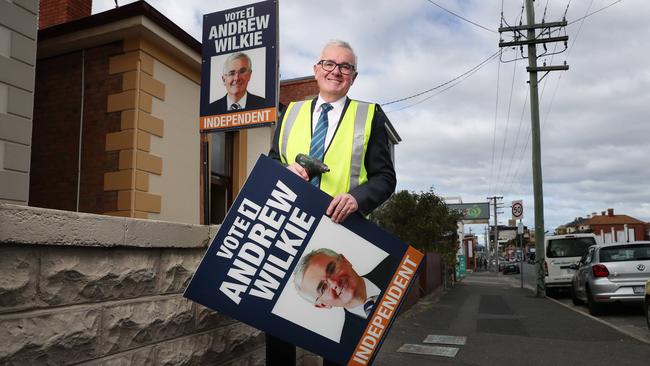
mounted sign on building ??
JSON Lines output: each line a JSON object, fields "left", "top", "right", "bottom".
{"left": 446, "top": 203, "right": 490, "bottom": 224}
{"left": 200, "top": 0, "right": 278, "bottom": 132}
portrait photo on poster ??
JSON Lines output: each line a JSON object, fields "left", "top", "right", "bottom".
{"left": 209, "top": 47, "right": 267, "bottom": 113}
{"left": 272, "top": 216, "right": 390, "bottom": 343}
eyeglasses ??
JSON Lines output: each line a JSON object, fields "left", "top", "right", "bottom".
{"left": 318, "top": 60, "right": 356, "bottom": 75}
{"left": 224, "top": 67, "right": 250, "bottom": 78}
{"left": 313, "top": 254, "right": 341, "bottom": 305}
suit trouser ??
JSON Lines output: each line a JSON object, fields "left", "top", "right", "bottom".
{"left": 265, "top": 334, "right": 341, "bottom": 366}
{"left": 265, "top": 334, "right": 295, "bottom": 366}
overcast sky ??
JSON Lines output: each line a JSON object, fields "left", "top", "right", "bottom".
{"left": 94, "top": 0, "right": 650, "bottom": 240}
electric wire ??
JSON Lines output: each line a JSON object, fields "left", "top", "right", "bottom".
{"left": 493, "top": 1, "right": 526, "bottom": 195}
{"left": 384, "top": 50, "right": 500, "bottom": 113}
{"left": 507, "top": 0, "right": 599, "bottom": 194}
{"left": 489, "top": 0, "right": 510, "bottom": 196}
{"left": 495, "top": 58, "right": 520, "bottom": 195}
{"left": 381, "top": 49, "right": 501, "bottom": 107}
{"left": 488, "top": 49, "right": 503, "bottom": 196}
{"left": 504, "top": 91, "right": 529, "bottom": 194}
{"left": 567, "top": 0, "right": 623, "bottom": 25}
{"left": 500, "top": 0, "right": 561, "bottom": 196}
{"left": 424, "top": 0, "right": 497, "bottom": 33}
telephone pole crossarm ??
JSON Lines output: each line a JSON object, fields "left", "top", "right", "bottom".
{"left": 498, "top": 20, "right": 567, "bottom": 32}
{"left": 499, "top": 35, "right": 568, "bottom": 48}
{"left": 497, "top": 0, "right": 571, "bottom": 297}
{"left": 527, "top": 65, "right": 569, "bottom": 72}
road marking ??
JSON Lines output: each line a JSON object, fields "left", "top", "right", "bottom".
{"left": 423, "top": 334, "right": 467, "bottom": 345}
{"left": 396, "top": 344, "right": 459, "bottom": 357}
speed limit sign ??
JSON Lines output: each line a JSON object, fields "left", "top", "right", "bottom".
{"left": 512, "top": 200, "right": 523, "bottom": 219}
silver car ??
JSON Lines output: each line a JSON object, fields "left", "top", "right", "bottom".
{"left": 570, "top": 241, "right": 650, "bottom": 316}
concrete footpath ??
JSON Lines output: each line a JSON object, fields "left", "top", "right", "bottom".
{"left": 373, "top": 271, "right": 650, "bottom": 366}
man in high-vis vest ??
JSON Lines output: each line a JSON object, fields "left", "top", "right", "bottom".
{"left": 266, "top": 40, "right": 396, "bottom": 366}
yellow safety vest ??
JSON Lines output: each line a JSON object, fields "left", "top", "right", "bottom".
{"left": 279, "top": 99, "right": 375, "bottom": 197}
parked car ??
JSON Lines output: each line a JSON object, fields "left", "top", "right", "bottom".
{"left": 544, "top": 233, "right": 597, "bottom": 296}
{"left": 527, "top": 253, "right": 536, "bottom": 264}
{"left": 498, "top": 261, "right": 505, "bottom": 272}
{"left": 570, "top": 241, "right": 650, "bottom": 316}
{"left": 503, "top": 262, "right": 520, "bottom": 275}
{"left": 645, "top": 279, "right": 650, "bottom": 330}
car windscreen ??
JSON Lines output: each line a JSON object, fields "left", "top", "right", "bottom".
{"left": 546, "top": 237, "right": 596, "bottom": 258}
{"left": 599, "top": 244, "right": 650, "bottom": 262}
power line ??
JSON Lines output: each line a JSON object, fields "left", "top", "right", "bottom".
{"left": 495, "top": 58, "right": 520, "bottom": 194}
{"left": 567, "top": 0, "right": 624, "bottom": 25}
{"left": 509, "top": 0, "right": 600, "bottom": 190}
{"left": 490, "top": 0, "right": 507, "bottom": 196}
{"left": 381, "top": 49, "right": 501, "bottom": 107}
{"left": 384, "top": 53, "right": 499, "bottom": 113}
{"left": 504, "top": 90, "right": 529, "bottom": 194}
{"left": 489, "top": 49, "right": 503, "bottom": 196}
{"left": 425, "top": 0, "right": 497, "bottom": 33}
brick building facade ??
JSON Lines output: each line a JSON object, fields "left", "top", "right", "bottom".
{"left": 31, "top": 42, "right": 123, "bottom": 213}
{"left": 39, "top": 0, "right": 92, "bottom": 29}
{"left": 31, "top": 1, "right": 202, "bottom": 222}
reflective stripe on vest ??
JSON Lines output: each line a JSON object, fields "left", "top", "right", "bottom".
{"left": 279, "top": 99, "right": 374, "bottom": 196}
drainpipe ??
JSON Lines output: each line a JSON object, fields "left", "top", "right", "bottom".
{"left": 76, "top": 48, "right": 85, "bottom": 212}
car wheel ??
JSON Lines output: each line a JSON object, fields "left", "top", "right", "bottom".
{"left": 587, "top": 287, "right": 603, "bottom": 316}
{"left": 570, "top": 285, "right": 582, "bottom": 305}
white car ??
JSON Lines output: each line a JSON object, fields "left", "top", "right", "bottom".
{"left": 544, "top": 233, "right": 597, "bottom": 296}
{"left": 570, "top": 241, "right": 650, "bottom": 316}
{"left": 644, "top": 279, "right": 650, "bottom": 330}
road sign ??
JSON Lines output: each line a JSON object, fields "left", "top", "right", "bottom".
{"left": 512, "top": 200, "right": 523, "bottom": 220}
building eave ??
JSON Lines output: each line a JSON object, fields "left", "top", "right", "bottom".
{"left": 37, "top": 1, "right": 200, "bottom": 67}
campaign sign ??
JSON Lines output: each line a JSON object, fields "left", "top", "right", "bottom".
{"left": 184, "top": 155, "right": 423, "bottom": 365}
{"left": 199, "top": 0, "right": 278, "bottom": 132}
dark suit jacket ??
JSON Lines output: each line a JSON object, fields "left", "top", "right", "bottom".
{"left": 268, "top": 97, "right": 396, "bottom": 215}
{"left": 211, "top": 92, "right": 266, "bottom": 114}
{"left": 339, "top": 256, "right": 396, "bottom": 347}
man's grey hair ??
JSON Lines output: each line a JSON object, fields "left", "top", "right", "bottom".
{"left": 223, "top": 52, "right": 252, "bottom": 75}
{"left": 320, "top": 39, "right": 358, "bottom": 71}
{"left": 293, "top": 247, "right": 339, "bottom": 303}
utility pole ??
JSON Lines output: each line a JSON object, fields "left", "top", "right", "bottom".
{"left": 483, "top": 227, "right": 488, "bottom": 270}
{"left": 487, "top": 196, "right": 503, "bottom": 272}
{"left": 499, "top": 0, "right": 569, "bottom": 297}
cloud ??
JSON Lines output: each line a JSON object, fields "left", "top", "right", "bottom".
{"left": 94, "top": 0, "right": 650, "bottom": 234}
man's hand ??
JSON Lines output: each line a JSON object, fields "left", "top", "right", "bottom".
{"left": 286, "top": 162, "right": 309, "bottom": 180}
{"left": 327, "top": 193, "right": 358, "bottom": 223}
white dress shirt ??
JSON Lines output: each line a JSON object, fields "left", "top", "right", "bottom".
{"left": 227, "top": 93, "right": 249, "bottom": 110}
{"left": 347, "top": 278, "right": 381, "bottom": 319}
{"left": 312, "top": 95, "right": 347, "bottom": 149}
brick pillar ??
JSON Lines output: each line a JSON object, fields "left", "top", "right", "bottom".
{"left": 39, "top": 0, "right": 92, "bottom": 29}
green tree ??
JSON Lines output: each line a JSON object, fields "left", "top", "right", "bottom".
{"left": 369, "top": 189, "right": 463, "bottom": 267}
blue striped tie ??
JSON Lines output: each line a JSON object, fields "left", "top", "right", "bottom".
{"left": 364, "top": 296, "right": 377, "bottom": 317}
{"left": 309, "top": 103, "right": 332, "bottom": 186}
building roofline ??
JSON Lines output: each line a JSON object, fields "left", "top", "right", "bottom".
{"left": 585, "top": 214, "right": 647, "bottom": 225}
{"left": 280, "top": 76, "right": 316, "bottom": 85}
{"left": 38, "top": 0, "right": 200, "bottom": 53}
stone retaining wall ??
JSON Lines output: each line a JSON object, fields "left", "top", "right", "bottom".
{"left": 0, "top": 203, "right": 265, "bottom": 365}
